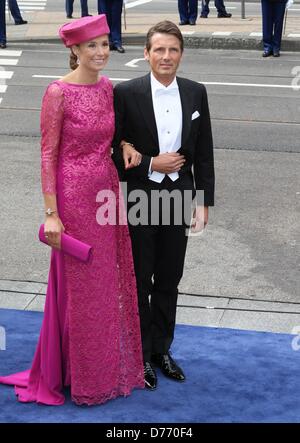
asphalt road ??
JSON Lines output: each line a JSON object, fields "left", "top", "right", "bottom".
{"left": 1, "top": 43, "right": 300, "bottom": 152}
{"left": 0, "top": 44, "right": 299, "bottom": 314}
{"left": 42, "top": 0, "right": 300, "bottom": 18}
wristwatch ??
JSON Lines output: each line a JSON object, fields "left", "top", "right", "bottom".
{"left": 45, "top": 208, "right": 57, "bottom": 216}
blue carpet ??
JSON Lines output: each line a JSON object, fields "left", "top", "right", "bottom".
{"left": 1, "top": 308, "right": 300, "bottom": 423}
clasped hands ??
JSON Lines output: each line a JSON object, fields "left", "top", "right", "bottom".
{"left": 121, "top": 142, "right": 185, "bottom": 174}
{"left": 121, "top": 142, "right": 208, "bottom": 232}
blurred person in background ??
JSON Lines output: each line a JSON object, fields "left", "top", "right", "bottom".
{"left": 261, "top": 0, "right": 287, "bottom": 57}
{"left": 8, "top": 0, "right": 28, "bottom": 25}
{"left": 65, "top": 0, "right": 91, "bottom": 19}
{"left": 0, "top": 0, "right": 6, "bottom": 49}
{"left": 98, "top": 0, "right": 125, "bottom": 53}
{"left": 178, "top": 0, "right": 198, "bottom": 25}
{"left": 200, "top": 0, "right": 232, "bottom": 18}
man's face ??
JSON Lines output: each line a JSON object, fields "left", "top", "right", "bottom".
{"left": 144, "top": 33, "right": 183, "bottom": 84}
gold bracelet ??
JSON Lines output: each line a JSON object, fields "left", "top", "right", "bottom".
{"left": 45, "top": 208, "right": 57, "bottom": 216}
{"left": 120, "top": 141, "right": 134, "bottom": 149}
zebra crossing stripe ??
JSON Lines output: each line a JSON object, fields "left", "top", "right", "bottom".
{"left": 6, "top": 6, "right": 45, "bottom": 10}
{"left": 0, "top": 52, "right": 22, "bottom": 106}
{"left": 0, "top": 50, "right": 22, "bottom": 57}
{"left": 0, "top": 71, "right": 14, "bottom": 80}
{"left": 0, "top": 59, "right": 19, "bottom": 66}
{"left": 17, "top": 3, "right": 46, "bottom": 5}
{"left": 6, "top": 0, "right": 47, "bottom": 12}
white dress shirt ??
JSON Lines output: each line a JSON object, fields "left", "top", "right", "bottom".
{"left": 149, "top": 73, "right": 183, "bottom": 183}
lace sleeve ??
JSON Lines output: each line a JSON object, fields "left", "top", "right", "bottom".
{"left": 40, "top": 82, "right": 64, "bottom": 194}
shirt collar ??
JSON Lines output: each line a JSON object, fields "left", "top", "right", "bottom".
{"left": 150, "top": 72, "right": 178, "bottom": 96}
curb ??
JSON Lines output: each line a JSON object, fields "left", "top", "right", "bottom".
{"left": 8, "top": 34, "right": 300, "bottom": 51}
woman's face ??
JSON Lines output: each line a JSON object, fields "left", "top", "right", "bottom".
{"left": 74, "top": 35, "right": 110, "bottom": 72}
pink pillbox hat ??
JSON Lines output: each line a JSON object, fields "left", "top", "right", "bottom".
{"left": 59, "top": 15, "right": 110, "bottom": 47}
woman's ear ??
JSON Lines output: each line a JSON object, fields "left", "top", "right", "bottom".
{"left": 71, "top": 44, "right": 79, "bottom": 58}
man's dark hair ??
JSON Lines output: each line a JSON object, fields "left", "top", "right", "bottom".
{"left": 145, "top": 20, "right": 184, "bottom": 52}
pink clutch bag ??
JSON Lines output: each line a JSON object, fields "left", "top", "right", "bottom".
{"left": 39, "top": 224, "right": 92, "bottom": 262}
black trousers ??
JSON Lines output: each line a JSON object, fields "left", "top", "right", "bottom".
{"left": 127, "top": 174, "right": 193, "bottom": 362}
{"left": 0, "top": 0, "right": 6, "bottom": 45}
{"left": 65, "top": 0, "right": 89, "bottom": 17}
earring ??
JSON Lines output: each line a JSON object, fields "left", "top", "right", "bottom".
{"left": 77, "top": 56, "right": 80, "bottom": 65}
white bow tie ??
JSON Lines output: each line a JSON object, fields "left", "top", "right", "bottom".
{"left": 155, "top": 87, "right": 178, "bottom": 97}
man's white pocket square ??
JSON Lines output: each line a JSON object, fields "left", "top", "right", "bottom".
{"left": 191, "top": 111, "right": 200, "bottom": 120}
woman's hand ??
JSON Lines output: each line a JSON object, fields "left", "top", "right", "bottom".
{"left": 122, "top": 143, "right": 142, "bottom": 169}
{"left": 44, "top": 215, "right": 65, "bottom": 250}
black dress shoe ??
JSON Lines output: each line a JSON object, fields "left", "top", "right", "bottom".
{"left": 112, "top": 45, "right": 125, "bottom": 53}
{"left": 262, "top": 50, "right": 272, "bottom": 57}
{"left": 179, "top": 21, "right": 189, "bottom": 25}
{"left": 0, "top": 43, "right": 6, "bottom": 49}
{"left": 218, "top": 12, "right": 232, "bottom": 18}
{"left": 66, "top": 15, "right": 73, "bottom": 19}
{"left": 189, "top": 21, "right": 196, "bottom": 25}
{"left": 15, "top": 20, "right": 28, "bottom": 25}
{"left": 152, "top": 353, "right": 185, "bottom": 382}
{"left": 200, "top": 14, "right": 208, "bottom": 18}
{"left": 273, "top": 51, "right": 280, "bottom": 57}
{"left": 144, "top": 362, "right": 157, "bottom": 390}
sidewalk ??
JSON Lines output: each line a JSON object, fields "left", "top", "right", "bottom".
{"left": 5, "top": 10, "right": 300, "bottom": 51}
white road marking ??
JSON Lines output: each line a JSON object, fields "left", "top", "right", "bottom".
{"left": 288, "top": 34, "right": 300, "bottom": 38}
{"left": 31, "top": 75, "right": 298, "bottom": 89}
{"left": 125, "top": 0, "right": 153, "bottom": 9}
{"left": 0, "top": 59, "right": 19, "bottom": 66}
{"left": 125, "top": 58, "right": 145, "bottom": 68}
{"left": 0, "top": 50, "right": 22, "bottom": 57}
{"left": 0, "top": 52, "right": 22, "bottom": 106}
{"left": 0, "top": 71, "right": 14, "bottom": 80}
{"left": 32, "top": 74, "right": 131, "bottom": 82}
{"left": 212, "top": 32, "right": 232, "bottom": 36}
{"left": 17, "top": 2, "right": 46, "bottom": 5}
{"left": 208, "top": 6, "right": 236, "bottom": 9}
{"left": 250, "top": 32, "right": 263, "bottom": 37}
{"left": 6, "top": 6, "right": 45, "bottom": 11}
{"left": 109, "top": 78, "right": 130, "bottom": 82}
{"left": 32, "top": 75, "right": 62, "bottom": 78}
{"left": 201, "top": 81, "right": 298, "bottom": 89}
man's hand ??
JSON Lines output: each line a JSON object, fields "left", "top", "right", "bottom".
{"left": 191, "top": 206, "right": 209, "bottom": 233}
{"left": 152, "top": 152, "right": 185, "bottom": 174}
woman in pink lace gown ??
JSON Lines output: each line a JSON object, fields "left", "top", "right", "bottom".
{"left": 0, "top": 15, "right": 144, "bottom": 406}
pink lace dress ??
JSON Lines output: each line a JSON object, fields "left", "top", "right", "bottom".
{"left": 0, "top": 77, "right": 144, "bottom": 405}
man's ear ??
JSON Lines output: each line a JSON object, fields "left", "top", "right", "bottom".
{"left": 144, "top": 47, "right": 149, "bottom": 61}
